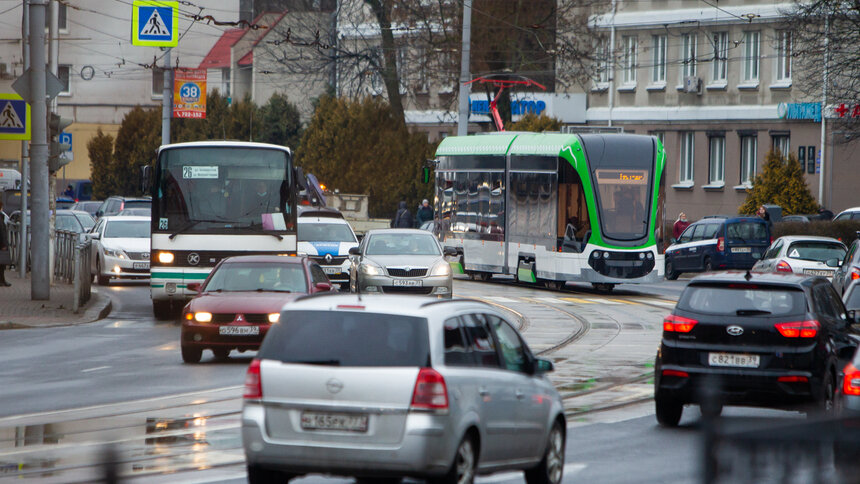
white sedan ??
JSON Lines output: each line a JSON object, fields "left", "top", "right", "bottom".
{"left": 89, "top": 215, "right": 150, "bottom": 285}
{"left": 752, "top": 235, "right": 846, "bottom": 280}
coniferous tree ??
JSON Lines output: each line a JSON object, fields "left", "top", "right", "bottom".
{"left": 739, "top": 150, "right": 819, "bottom": 215}
{"left": 87, "top": 129, "right": 115, "bottom": 200}
{"left": 508, "top": 113, "right": 562, "bottom": 132}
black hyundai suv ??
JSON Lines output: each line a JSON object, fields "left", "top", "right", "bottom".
{"left": 654, "top": 271, "right": 860, "bottom": 426}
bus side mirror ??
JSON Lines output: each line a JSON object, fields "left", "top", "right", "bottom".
{"left": 140, "top": 166, "right": 152, "bottom": 194}
{"left": 295, "top": 167, "right": 308, "bottom": 190}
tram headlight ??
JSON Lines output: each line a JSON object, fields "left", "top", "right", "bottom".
{"left": 639, "top": 252, "right": 646, "bottom": 259}
{"left": 603, "top": 252, "right": 611, "bottom": 259}
{"left": 592, "top": 251, "right": 600, "bottom": 258}
{"left": 646, "top": 252, "right": 654, "bottom": 259}
{"left": 158, "top": 251, "right": 175, "bottom": 264}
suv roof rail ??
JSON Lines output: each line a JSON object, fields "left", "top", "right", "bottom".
{"left": 702, "top": 215, "right": 729, "bottom": 219}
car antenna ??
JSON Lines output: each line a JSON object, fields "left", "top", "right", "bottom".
{"left": 744, "top": 270, "right": 752, "bottom": 281}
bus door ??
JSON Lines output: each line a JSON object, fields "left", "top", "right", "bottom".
{"left": 507, "top": 156, "right": 557, "bottom": 270}
{"left": 558, "top": 158, "right": 590, "bottom": 253}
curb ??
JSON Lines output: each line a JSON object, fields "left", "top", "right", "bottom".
{"left": 0, "top": 290, "right": 113, "bottom": 330}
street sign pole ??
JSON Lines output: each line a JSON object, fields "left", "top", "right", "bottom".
{"left": 162, "top": 48, "right": 171, "bottom": 145}
{"left": 19, "top": 0, "right": 29, "bottom": 278}
{"left": 29, "top": 0, "right": 49, "bottom": 300}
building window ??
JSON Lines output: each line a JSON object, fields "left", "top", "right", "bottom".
{"left": 708, "top": 136, "right": 725, "bottom": 184}
{"left": 651, "top": 35, "right": 667, "bottom": 84}
{"left": 742, "top": 31, "right": 760, "bottom": 83}
{"left": 680, "top": 132, "right": 695, "bottom": 184}
{"left": 416, "top": 47, "right": 427, "bottom": 92}
{"left": 711, "top": 32, "right": 728, "bottom": 83}
{"left": 152, "top": 66, "right": 164, "bottom": 98}
{"left": 596, "top": 38, "right": 610, "bottom": 85}
{"left": 221, "top": 67, "right": 231, "bottom": 97}
{"left": 58, "top": 64, "right": 70, "bottom": 95}
{"left": 740, "top": 135, "right": 758, "bottom": 185}
{"left": 45, "top": 4, "right": 68, "bottom": 31}
{"left": 772, "top": 135, "right": 790, "bottom": 156}
{"left": 775, "top": 30, "right": 791, "bottom": 83}
{"left": 650, "top": 131, "right": 665, "bottom": 145}
{"left": 681, "top": 34, "right": 697, "bottom": 81}
{"left": 621, "top": 36, "right": 637, "bottom": 86}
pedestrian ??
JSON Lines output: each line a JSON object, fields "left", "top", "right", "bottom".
{"left": 672, "top": 212, "right": 690, "bottom": 241}
{"left": 756, "top": 205, "right": 773, "bottom": 232}
{"left": 391, "top": 200, "right": 413, "bottom": 228}
{"left": 0, "top": 200, "right": 11, "bottom": 287}
{"left": 63, "top": 184, "right": 74, "bottom": 199}
{"left": 416, "top": 199, "right": 433, "bottom": 227}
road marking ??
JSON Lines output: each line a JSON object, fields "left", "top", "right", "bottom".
{"left": 81, "top": 366, "right": 111, "bottom": 373}
{"left": 609, "top": 298, "right": 639, "bottom": 305}
{"left": 584, "top": 298, "right": 621, "bottom": 304}
{"left": 485, "top": 296, "right": 518, "bottom": 303}
{"left": 561, "top": 297, "right": 595, "bottom": 304}
{"left": 642, "top": 299, "right": 677, "bottom": 308}
{"left": 534, "top": 296, "right": 568, "bottom": 304}
{"left": 474, "top": 463, "right": 587, "bottom": 482}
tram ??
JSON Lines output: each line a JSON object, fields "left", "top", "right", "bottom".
{"left": 434, "top": 132, "right": 666, "bottom": 290}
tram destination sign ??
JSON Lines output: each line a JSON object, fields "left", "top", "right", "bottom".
{"left": 596, "top": 169, "right": 648, "bottom": 185}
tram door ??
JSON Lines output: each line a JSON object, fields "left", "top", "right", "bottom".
{"left": 558, "top": 159, "right": 590, "bottom": 253}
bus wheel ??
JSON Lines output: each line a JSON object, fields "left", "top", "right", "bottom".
{"left": 544, "top": 280, "right": 561, "bottom": 291}
{"left": 476, "top": 272, "right": 490, "bottom": 282}
{"left": 153, "top": 300, "right": 173, "bottom": 321}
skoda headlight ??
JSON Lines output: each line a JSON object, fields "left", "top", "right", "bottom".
{"left": 360, "top": 262, "right": 383, "bottom": 276}
{"left": 430, "top": 260, "right": 452, "bottom": 276}
{"left": 104, "top": 247, "right": 125, "bottom": 259}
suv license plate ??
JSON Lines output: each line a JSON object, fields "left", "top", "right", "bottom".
{"left": 708, "top": 352, "right": 759, "bottom": 368}
{"left": 392, "top": 279, "right": 422, "bottom": 287}
{"left": 133, "top": 262, "right": 150, "bottom": 269}
{"left": 323, "top": 267, "right": 339, "bottom": 274}
{"left": 218, "top": 326, "right": 260, "bottom": 336}
{"left": 301, "top": 412, "right": 368, "bottom": 432}
{"left": 731, "top": 247, "right": 751, "bottom": 253}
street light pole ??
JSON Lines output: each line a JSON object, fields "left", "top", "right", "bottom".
{"left": 19, "top": 0, "right": 29, "bottom": 278}
{"left": 819, "top": 14, "right": 829, "bottom": 206}
{"left": 456, "top": 0, "right": 472, "bottom": 136}
{"left": 28, "top": 0, "right": 50, "bottom": 300}
{"left": 162, "top": 49, "right": 171, "bottom": 145}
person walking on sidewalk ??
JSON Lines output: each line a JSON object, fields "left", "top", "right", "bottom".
{"left": 391, "top": 200, "right": 414, "bottom": 228}
{"left": 416, "top": 199, "right": 433, "bottom": 227}
{"left": 0, "top": 200, "right": 11, "bottom": 286}
{"left": 672, "top": 212, "right": 690, "bottom": 242}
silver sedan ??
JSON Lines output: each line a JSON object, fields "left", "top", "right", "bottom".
{"left": 349, "top": 228, "right": 456, "bottom": 298}
{"left": 752, "top": 235, "right": 846, "bottom": 280}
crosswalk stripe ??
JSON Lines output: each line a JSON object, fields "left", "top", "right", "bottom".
{"left": 642, "top": 300, "right": 677, "bottom": 307}
{"left": 534, "top": 296, "right": 568, "bottom": 304}
{"left": 560, "top": 297, "right": 595, "bottom": 304}
{"left": 485, "top": 296, "right": 517, "bottom": 303}
{"left": 609, "top": 298, "right": 639, "bottom": 305}
{"left": 584, "top": 298, "right": 621, "bottom": 304}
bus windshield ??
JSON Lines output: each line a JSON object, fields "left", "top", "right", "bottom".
{"left": 154, "top": 147, "right": 293, "bottom": 234}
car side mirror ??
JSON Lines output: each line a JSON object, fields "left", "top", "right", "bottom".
{"left": 187, "top": 282, "right": 201, "bottom": 293}
{"left": 348, "top": 247, "right": 361, "bottom": 256}
{"left": 849, "top": 310, "right": 860, "bottom": 325}
{"left": 90, "top": 233, "right": 100, "bottom": 240}
{"left": 534, "top": 358, "right": 554, "bottom": 374}
{"left": 314, "top": 282, "right": 333, "bottom": 292}
{"left": 443, "top": 247, "right": 458, "bottom": 257}
{"left": 826, "top": 258, "right": 841, "bottom": 268}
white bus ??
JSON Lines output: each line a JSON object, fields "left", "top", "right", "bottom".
{"left": 147, "top": 141, "right": 301, "bottom": 319}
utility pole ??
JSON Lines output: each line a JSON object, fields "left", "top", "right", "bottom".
{"left": 818, "top": 14, "right": 829, "bottom": 206}
{"left": 48, "top": 0, "right": 58, "bottom": 284}
{"left": 29, "top": 0, "right": 50, "bottom": 300}
{"left": 19, "top": 0, "right": 29, "bottom": 278}
{"left": 607, "top": 0, "right": 617, "bottom": 127}
{"left": 162, "top": 49, "right": 171, "bottom": 145}
{"left": 456, "top": 0, "right": 472, "bottom": 136}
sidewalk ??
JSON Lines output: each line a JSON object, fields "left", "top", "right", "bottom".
{"left": 0, "top": 271, "right": 112, "bottom": 329}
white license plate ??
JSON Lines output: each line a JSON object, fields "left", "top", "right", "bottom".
{"left": 323, "top": 267, "right": 339, "bottom": 274}
{"left": 731, "top": 247, "right": 751, "bottom": 253}
{"left": 301, "top": 411, "right": 368, "bottom": 432}
{"left": 708, "top": 352, "right": 760, "bottom": 368}
{"left": 218, "top": 326, "right": 260, "bottom": 336}
{"left": 133, "top": 262, "right": 150, "bottom": 269}
{"left": 804, "top": 269, "right": 834, "bottom": 277}
{"left": 392, "top": 279, "right": 422, "bottom": 287}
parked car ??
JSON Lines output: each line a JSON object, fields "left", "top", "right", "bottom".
{"left": 833, "top": 236, "right": 860, "bottom": 295}
{"left": 241, "top": 294, "right": 566, "bottom": 484}
{"left": 654, "top": 271, "right": 860, "bottom": 427}
{"left": 11, "top": 209, "right": 95, "bottom": 236}
{"left": 95, "top": 196, "right": 151, "bottom": 218}
{"left": 664, "top": 216, "right": 771, "bottom": 280}
{"left": 88, "top": 215, "right": 150, "bottom": 285}
{"left": 348, "top": 228, "right": 456, "bottom": 297}
{"left": 834, "top": 207, "right": 860, "bottom": 221}
{"left": 70, "top": 200, "right": 102, "bottom": 218}
{"left": 117, "top": 208, "right": 152, "bottom": 217}
{"left": 298, "top": 212, "right": 358, "bottom": 290}
{"left": 752, "top": 236, "right": 846, "bottom": 280}
{"left": 55, "top": 197, "right": 76, "bottom": 209}
{"left": 844, "top": 280, "right": 860, "bottom": 313}
{"left": 781, "top": 215, "right": 811, "bottom": 223}
{"left": 180, "top": 255, "right": 335, "bottom": 363}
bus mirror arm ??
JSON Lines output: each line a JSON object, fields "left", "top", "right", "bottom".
{"left": 140, "top": 166, "right": 152, "bottom": 194}
{"left": 295, "top": 167, "right": 308, "bottom": 190}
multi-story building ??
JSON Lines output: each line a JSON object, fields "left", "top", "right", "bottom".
{"left": 587, "top": 1, "right": 859, "bottom": 217}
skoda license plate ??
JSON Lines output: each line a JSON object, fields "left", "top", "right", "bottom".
{"left": 219, "top": 326, "right": 259, "bottom": 336}
{"left": 133, "top": 262, "right": 149, "bottom": 269}
{"left": 301, "top": 411, "right": 368, "bottom": 432}
{"left": 708, "top": 352, "right": 759, "bottom": 368}
{"left": 392, "top": 279, "right": 421, "bottom": 287}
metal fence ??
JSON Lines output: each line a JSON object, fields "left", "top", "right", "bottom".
{"left": 7, "top": 221, "right": 22, "bottom": 270}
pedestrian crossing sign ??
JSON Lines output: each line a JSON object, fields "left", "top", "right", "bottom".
{"left": 131, "top": 0, "right": 179, "bottom": 47}
{"left": 0, "top": 93, "right": 30, "bottom": 140}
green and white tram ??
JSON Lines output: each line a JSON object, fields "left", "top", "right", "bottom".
{"left": 434, "top": 132, "right": 666, "bottom": 290}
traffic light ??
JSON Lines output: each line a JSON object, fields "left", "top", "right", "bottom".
{"left": 48, "top": 112, "right": 73, "bottom": 173}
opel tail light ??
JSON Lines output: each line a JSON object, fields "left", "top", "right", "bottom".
{"left": 243, "top": 359, "right": 263, "bottom": 400}
{"left": 410, "top": 368, "right": 448, "bottom": 411}
{"left": 843, "top": 363, "right": 860, "bottom": 396}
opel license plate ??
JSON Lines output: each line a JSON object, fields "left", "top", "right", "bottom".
{"left": 301, "top": 411, "right": 368, "bottom": 432}
{"left": 392, "top": 279, "right": 421, "bottom": 287}
{"left": 731, "top": 247, "right": 751, "bottom": 253}
{"left": 133, "top": 262, "right": 149, "bottom": 269}
{"left": 708, "top": 352, "right": 759, "bottom": 368}
{"left": 218, "top": 326, "right": 260, "bottom": 336}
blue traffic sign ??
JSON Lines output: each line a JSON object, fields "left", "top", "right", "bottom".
{"left": 59, "top": 132, "right": 72, "bottom": 147}
{"left": 0, "top": 93, "right": 30, "bottom": 140}
{"left": 131, "top": 1, "right": 179, "bottom": 47}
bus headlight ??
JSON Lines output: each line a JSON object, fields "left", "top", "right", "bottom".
{"left": 268, "top": 313, "right": 280, "bottom": 323}
{"left": 193, "top": 312, "right": 212, "bottom": 323}
{"left": 430, "top": 260, "right": 451, "bottom": 276}
{"left": 158, "top": 251, "right": 175, "bottom": 264}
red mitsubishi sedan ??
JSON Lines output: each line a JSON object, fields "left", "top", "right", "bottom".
{"left": 180, "top": 255, "right": 335, "bottom": 363}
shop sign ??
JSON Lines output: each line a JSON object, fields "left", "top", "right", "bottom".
{"left": 777, "top": 102, "right": 821, "bottom": 122}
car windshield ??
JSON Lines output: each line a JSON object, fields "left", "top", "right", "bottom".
{"left": 298, "top": 223, "right": 356, "bottom": 242}
{"left": 204, "top": 262, "right": 307, "bottom": 292}
{"left": 104, "top": 220, "right": 149, "bottom": 238}
{"left": 365, "top": 233, "right": 440, "bottom": 256}
{"left": 786, "top": 241, "right": 846, "bottom": 262}
{"left": 258, "top": 310, "right": 429, "bottom": 367}
{"left": 677, "top": 284, "right": 806, "bottom": 316}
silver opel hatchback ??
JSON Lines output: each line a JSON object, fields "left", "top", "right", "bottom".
{"left": 242, "top": 294, "right": 566, "bottom": 484}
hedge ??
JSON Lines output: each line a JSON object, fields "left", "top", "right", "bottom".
{"left": 772, "top": 220, "right": 860, "bottom": 244}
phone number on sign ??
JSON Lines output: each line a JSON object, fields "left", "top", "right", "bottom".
{"left": 174, "top": 111, "right": 206, "bottom": 119}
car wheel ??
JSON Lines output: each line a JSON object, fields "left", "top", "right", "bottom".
{"left": 525, "top": 421, "right": 565, "bottom": 484}
{"left": 247, "top": 465, "right": 295, "bottom": 483}
{"left": 153, "top": 301, "right": 172, "bottom": 321}
{"left": 665, "top": 261, "right": 679, "bottom": 280}
{"left": 821, "top": 372, "right": 836, "bottom": 415}
{"left": 96, "top": 258, "right": 110, "bottom": 286}
{"left": 430, "top": 434, "right": 477, "bottom": 484}
{"left": 703, "top": 258, "right": 713, "bottom": 273}
{"left": 655, "top": 396, "right": 683, "bottom": 427}
{"left": 700, "top": 401, "right": 723, "bottom": 419}
{"left": 212, "top": 348, "right": 230, "bottom": 361}
{"left": 181, "top": 346, "right": 202, "bottom": 364}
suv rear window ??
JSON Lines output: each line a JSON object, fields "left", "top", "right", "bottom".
{"left": 727, "top": 222, "right": 768, "bottom": 241}
{"left": 677, "top": 284, "right": 807, "bottom": 316}
{"left": 258, "top": 310, "right": 429, "bottom": 367}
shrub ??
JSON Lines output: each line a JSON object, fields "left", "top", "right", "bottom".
{"left": 773, "top": 220, "right": 860, "bottom": 244}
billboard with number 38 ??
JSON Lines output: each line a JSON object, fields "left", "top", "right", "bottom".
{"left": 173, "top": 68, "right": 207, "bottom": 119}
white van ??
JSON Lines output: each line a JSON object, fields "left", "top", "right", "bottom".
{"left": 0, "top": 169, "right": 21, "bottom": 191}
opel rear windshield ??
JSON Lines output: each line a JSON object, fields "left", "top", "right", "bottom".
{"left": 677, "top": 284, "right": 807, "bottom": 316}
{"left": 259, "top": 311, "right": 430, "bottom": 367}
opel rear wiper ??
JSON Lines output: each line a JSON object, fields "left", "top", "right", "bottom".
{"left": 735, "top": 309, "right": 771, "bottom": 316}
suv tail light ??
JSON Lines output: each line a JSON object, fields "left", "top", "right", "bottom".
{"left": 663, "top": 315, "right": 698, "bottom": 333}
{"left": 775, "top": 320, "right": 819, "bottom": 338}
{"left": 410, "top": 368, "right": 448, "bottom": 411}
{"left": 243, "top": 359, "right": 263, "bottom": 400}
{"left": 776, "top": 260, "right": 793, "bottom": 273}
{"left": 717, "top": 237, "right": 725, "bottom": 252}
{"left": 844, "top": 363, "right": 860, "bottom": 396}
